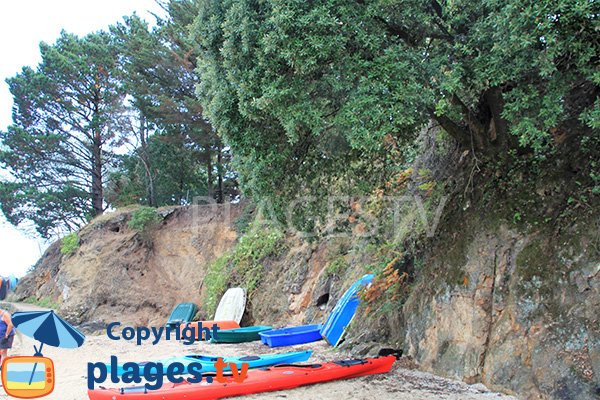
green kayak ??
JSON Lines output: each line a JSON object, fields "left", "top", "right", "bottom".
{"left": 211, "top": 326, "right": 273, "bottom": 343}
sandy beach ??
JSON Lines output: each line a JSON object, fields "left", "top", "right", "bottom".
{"left": 0, "top": 328, "right": 517, "bottom": 400}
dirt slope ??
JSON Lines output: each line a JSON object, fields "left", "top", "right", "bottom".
{"left": 14, "top": 204, "right": 241, "bottom": 326}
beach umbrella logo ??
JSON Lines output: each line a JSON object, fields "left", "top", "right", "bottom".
{"left": 2, "top": 310, "right": 85, "bottom": 399}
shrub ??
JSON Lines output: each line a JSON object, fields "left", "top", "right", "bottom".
{"left": 203, "top": 255, "right": 232, "bottom": 314}
{"left": 359, "top": 258, "right": 410, "bottom": 316}
{"left": 203, "top": 220, "right": 286, "bottom": 314}
{"left": 326, "top": 256, "right": 348, "bottom": 276}
{"left": 234, "top": 203, "right": 256, "bottom": 235}
{"left": 23, "top": 296, "right": 59, "bottom": 309}
{"left": 128, "top": 207, "right": 161, "bottom": 232}
{"left": 60, "top": 233, "right": 80, "bottom": 255}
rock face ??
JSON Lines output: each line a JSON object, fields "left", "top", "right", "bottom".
{"left": 245, "top": 238, "right": 347, "bottom": 327}
{"left": 13, "top": 149, "right": 599, "bottom": 400}
{"left": 14, "top": 204, "right": 241, "bottom": 326}
{"left": 403, "top": 216, "right": 599, "bottom": 400}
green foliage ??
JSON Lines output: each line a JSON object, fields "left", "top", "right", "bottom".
{"left": 418, "top": 181, "right": 436, "bottom": 193}
{"left": 193, "top": 0, "right": 598, "bottom": 218}
{"left": 193, "top": 0, "right": 410, "bottom": 224}
{"left": 111, "top": 4, "right": 202, "bottom": 126}
{"left": 128, "top": 207, "right": 161, "bottom": 232}
{"left": 513, "top": 212, "right": 523, "bottom": 224}
{"left": 579, "top": 99, "right": 600, "bottom": 130}
{"left": 229, "top": 223, "right": 286, "bottom": 291}
{"left": 326, "top": 256, "right": 348, "bottom": 276}
{"left": 0, "top": 31, "right": 126, "bottom": 237}
{"left": 2, "top": 0, "right": 598, "bottom": 241}
{"left": 110, "top": 3, "right": 238, "bottom": 206}
{"left": 106, "top": 132, "right": 211, "bottom": 207}
{"left": 23, "top": 296, "right": 59, "bottom": 310}
{"left": 234, "top": 203, "right": 256, "bottom": 235}
{"left": 203, "top": 255, "right": 231, "bottom": 315}
{"left": 203, "top": 221, "right": 286, "bottom": 314}
{"left": 60, "top": 233, "right": 80, "bottom": 255}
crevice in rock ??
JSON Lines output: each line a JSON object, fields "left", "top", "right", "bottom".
{"left": 479, "top": 243, "right": 501, "bottom": 380}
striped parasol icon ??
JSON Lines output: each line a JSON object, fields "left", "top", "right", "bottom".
{"left": 11, "top": 310, "right": 85, "bottom": 385}
{"left": 12, "top": 310, "right": 85, "bottom": 353}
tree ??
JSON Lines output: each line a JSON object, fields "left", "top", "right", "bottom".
{"left": 192, "top": 0, "right": 598, "bottom": 215}
{"left": 106, "top": 130, "right": 214, "bottom": 207}
{"left": 0, "top": 31, "right": 127, "bottom": 237}
{"left": 112, "top": 113, "right": 158, "bottom": 207}
{"left": 111, "top": 0, "right": 237, "bottom": 204}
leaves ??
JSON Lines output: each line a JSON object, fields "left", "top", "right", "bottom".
{"left": 359, "top": 257, "right": 409, "bottom": 315}
{"left": 192, "top": 0, "right": 598, "bottom": 222}
{"left": 2, "top": 0, "right": 597, "bottom": 237}
{"left": 110, "top": 3, "right": 238, "bottom": 205}
{"left": 0, "top": 31, "right": 126, "bottom": 237}
{"left": 192, "top": 0, "right": 599, "bottom": 222}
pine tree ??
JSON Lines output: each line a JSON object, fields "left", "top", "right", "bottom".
{"left": 0, "top": 31, "right": 127, "bottom": 237}
{"left": 111, "top": 0, "right": 237, "bottom": 205}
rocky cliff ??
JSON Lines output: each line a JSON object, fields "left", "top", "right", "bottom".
{"left": 14, "top": 134, "right": 599, "bottom": 400}
{"left": 228, "top": 209, "right": 598, "bottom": 400}
{"left": 393, "top": 134, "right": 600, "bottom": 399}
{"left": 402, "top": 211, "right": 598, "bottom": 399}
{"left": 14, "top": 204, "right": 241, "bottom": 326}
{"left": 208, "top": 129, "right": 599, "bottom": 399}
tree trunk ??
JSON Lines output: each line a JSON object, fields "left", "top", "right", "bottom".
{"left": 147, "top": 169, "right": 156, "bottom": 207}
{"left": 483, "top": 86, "right": 517, "bottom": 150}
{"left": 206, "top": 146, "right": 213, "bottom": 199}
{"left": 138, "top": 149, "right": 156, "bottom": 207}
{"left": 216, "top": 144, "right": 224, "bottom": 204}
{"left": 432, "top": 87, "right": 518, "bottom": 155}
{"left": 138, "top": 118, "right": 156, "bottom": 207}
{"left": 91, "top": 131, "right": 103, "bottom": 218}
{"left": 89, "top": 94, "right": 104, "bottom": 218}
{"left": 431, "top": 112, "right": 471, "bottom": 148}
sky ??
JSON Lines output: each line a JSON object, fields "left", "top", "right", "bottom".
{"left": 0, "top": 0, "right": 165, "bottom": 278}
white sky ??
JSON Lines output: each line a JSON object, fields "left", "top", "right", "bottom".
{"left": 0, "top": 0, "right": 165, "bottom": 278}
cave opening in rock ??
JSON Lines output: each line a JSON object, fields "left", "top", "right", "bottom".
{"left": 316, "top": 292, "right": 329, "bottom": 307}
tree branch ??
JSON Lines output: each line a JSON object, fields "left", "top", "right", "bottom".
{"left": 429, "top": 111, "right": 471, "bottom": 147}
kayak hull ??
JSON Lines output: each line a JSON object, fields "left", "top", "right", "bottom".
{"left": 88, "top": 355, "right": 396, "bottom": 400}
{"left": 180, "top": 320, "right": 240, "bottom": 340}
{"left": 260, "top": 324, "right": 323, "bottom": 347}
{"left": 106, "top": 350, "right": 313, "bottom": 377}
{"left": 320, "top": 274, "right": 374, "bottom": 346}
{"left": 211, "top": 326, "right": 273, "bottom": 343}
{"left": 214, "top": 287, "right": 246, "bottom": 323}
{"left": 166, "top": 303, "right": 197, "bottom": 328}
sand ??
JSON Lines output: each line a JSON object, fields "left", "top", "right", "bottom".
{"left": 0, "top": 330, "right": 518, "bottom": 400}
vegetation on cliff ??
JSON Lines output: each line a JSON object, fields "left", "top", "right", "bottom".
{"left": 1, "top": 1, "right": 598, "bottom": 398}
{"left": 1, "top": 0, "right": 597, "bottom": 238}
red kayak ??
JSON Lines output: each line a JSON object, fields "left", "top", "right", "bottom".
{"left": 88, "top": 355, "right": 396, "bottom": 400}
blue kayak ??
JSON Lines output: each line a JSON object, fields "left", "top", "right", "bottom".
{"left": 260, "top": 324, "right": 323, "bottom": 347}
{"left": 320, "top": 274, "right": 374, "bottom": 346}
{"left": 107, "top": 350, "right": 313, "bottom": 377}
